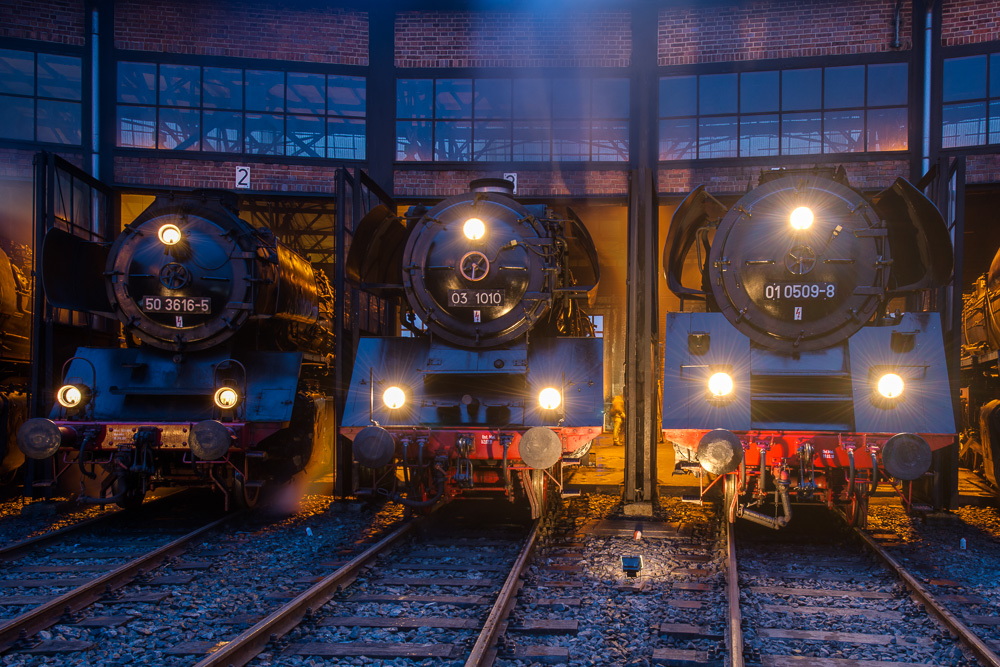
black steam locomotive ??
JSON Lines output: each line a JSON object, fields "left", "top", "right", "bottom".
{"left": 16, "top": 192, "right": 334, "bottom": 508}
{"left": 340, "top": 179, "right": 603, "bottom": 517}
{"left": 960, "top": 250, "right": 1000, "bottom": 488}
{"left": 0, "top": 242, "right": 32, "bottom": 482}
{"left": 663, "top": 167, "right": 955, "bottom": 527}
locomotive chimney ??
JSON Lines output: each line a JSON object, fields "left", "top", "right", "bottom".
{"left": 469, "top": 178, "right": 515, "bottom": 195}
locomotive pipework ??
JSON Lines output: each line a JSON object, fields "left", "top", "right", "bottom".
{"left": 664, "top": 167, "right": 956, "bottom": 527}
{"left": 341, "top": 179, "right": 603, "bottom": 517}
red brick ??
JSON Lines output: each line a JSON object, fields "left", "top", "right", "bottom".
{"left": 0, "top": 0, "right": 85, "bottom": 45}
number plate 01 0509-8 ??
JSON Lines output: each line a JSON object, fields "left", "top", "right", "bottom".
{"left": 447, "top": 289, "right": 504, "bottom": 308}
{"left": 141, "top": 296, "right": 211, "bottom": 314}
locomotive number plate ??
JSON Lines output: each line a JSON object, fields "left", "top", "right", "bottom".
{"left": 141, "top": 296, "right": 211, "bottom": 314}
{"left": 763, "top": 283, "right": 836, "bottom": 299}
{"left": 447, "top": 289, "right": 504, "bottom": 307}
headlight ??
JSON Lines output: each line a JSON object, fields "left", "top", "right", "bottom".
{"left": 383, "top": 386, "right": 405, "bottom": 409}
{"left": 158, "top": 223, "right": 182, "bottom": 245}
{"left": 789, "top": 206, "right": 813, "bottom": 230}
{"left": 56, "top": 384, "right": 89, "bottom": 409}
{"left": 877, "top": 373, "right": 904, "bottom": 399}
{"left": 214, "top": 387, "right": 240, "bottom": 409}
{"left": 538, "top": 388, "right": 561, "bottom": 410}
{"left": 708, "top": 372, "right": 734, "bottom": 397}
{"left": 463, "top": 217, "right": 485, "bottom": 240}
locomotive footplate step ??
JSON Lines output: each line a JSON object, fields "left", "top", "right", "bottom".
{"left": 758, "top": 629, "right": 931, "bottom": 646}
{"left": 651, "top": 648, "right": 716, "bottom": 666}
{"left": 760, "top": 657, "right": 940, "bottom": 666}
{"left": 71, "top": 615, "right": 136, "bottom": 627}
{"left": 281, "top": 641, "right": 457, "bottom": 658}
{"left": 16, "top": 640, "right": 95, "bottom": 654}
{"left": 761, "top": 604, "right": 902, "bottom": 620}
{"left": 319, "top": 616, "right": 478, "bottom": 629}
{"left": 659, "top": 623, "right": 724, "bottom": 640}
{"left": 511, "top": 646, "right": 570, "bottom": 664}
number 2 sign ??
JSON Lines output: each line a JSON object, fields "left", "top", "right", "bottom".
{"left": 235, "top": 166, "right": 250, "bottom": 189}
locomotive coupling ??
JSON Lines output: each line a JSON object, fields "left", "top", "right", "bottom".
{"left": 880, "top": 433, "right": 932, "bottom": 481}
{"left": 16, "top": 418, "right": 66, "bottom": 460}
{"left": 353, "top": 425, "right": 396, "bottom": 468}
{"left": 696, "top": 429, "right": 744, "bottom": 475}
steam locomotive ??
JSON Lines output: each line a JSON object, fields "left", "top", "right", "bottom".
{"left": 340, "top": 179, "right": 603, "bottom": 517}
{"left": 663, "top": 167, "right": 955, "bottom": 528}
{"left": 960, "top": 250, "right": 1000, "bottom": 488}
{"left": 0, "top": 242, "right": 32, "bottom": 482}
{"left": 16, "top": 191, "right": 335, "bottom": 508}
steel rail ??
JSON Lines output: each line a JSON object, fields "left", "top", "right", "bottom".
{"left": 193, "top": 518, "right": 417, "bottom": 667}
{"left": 0, "top": 513, "right": 232, "bottom": 652}
{"left": 853, "top": 525, "right": 1000, "bottom": 667}
{"left": 465, "top": 518, "right": 540, "bottom": 667}
{"left": 726, "top": 519, "right": 744, "bottom": 667}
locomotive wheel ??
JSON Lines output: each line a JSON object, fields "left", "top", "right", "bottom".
{"left": 845, "top": 493, "right": 869, "bottom": 528}
{"left": 723, "top": 473, "right": 738, "bottom": 524}
{"left": 232, "top": 476, "right": 261, "bottom": 511}
{"left": 112, "top": 475, "right": 146, "bottom": 510}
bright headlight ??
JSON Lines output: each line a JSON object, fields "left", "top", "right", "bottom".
{"left": 463, "top": 217, "right": 485, "bottom": 240}
{"left": 790, "top": 206, "right": 814, "bottom": 230}
{"left": 708, "top": 372, "right": 734, "bottom": 397}
{"left": 538, "top": 388, "right": 561, "bottom": 410}
{"left": 383, "top": 386, "right": 406, "bottom": 409}
{"left": 158, "top": 223, "right": 182, "bottom": 245}
{"left": 877, "top": 373, "right": 904, "bottom": 399}
{"left": 214, "top": 387, "right": 240, "bottom": 409}
{"left": 56, "top": 384, "right": 87, "bottom": 409}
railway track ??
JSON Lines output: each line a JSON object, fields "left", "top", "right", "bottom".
{"left": 0, "top": 493, "right": 230, "bottom": 656}
{"left": 728, "top": 504, "right": 983, "bottom": 667}
{"left": 182, "top": 499, "right": 537, "bottom": 666}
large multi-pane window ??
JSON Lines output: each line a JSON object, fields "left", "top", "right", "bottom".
{"left": 117, "top": 62, "right": 366, "bottom": 159}
{"left": 942, "top": 53, "right": 1000, "bottom": 148}
{"left": 396, "top": 77, "right": 629, "bottom": 162}
{"left": 659, "top": 63, "right": 908, "bottom": 160}
{"left": 0, "top": 48, "right": 83, "bottom": 145}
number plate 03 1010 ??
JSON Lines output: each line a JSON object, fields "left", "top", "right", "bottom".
{"left": 447, "top": 289, "right": 504, "bottom": 308}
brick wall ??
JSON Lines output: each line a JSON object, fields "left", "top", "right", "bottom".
{"left": 659, "top": 0, "right": 910, "bottom": 66}
{"left": 0, "top": 0, "right": 85, "bottom": 46}
{"left": 394, "top": 169, "right": 629, "bottom": 198}
{"left": 395, "top": 11, "right": 631, "bottom": 68}
{"left": 966, "top": 154, "right": 1000, "bottom": 184}
{"left": 114, "top": 0, "right": 368, "bottom": 65}
{"left": 658, "top": 159, "right": 911, "bottom": 194}
{"left": 941, "top": 0, "right": 1000, "bottom": 46}
{"left": 114, "top": 156, "right": 341, "bottom": 194}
